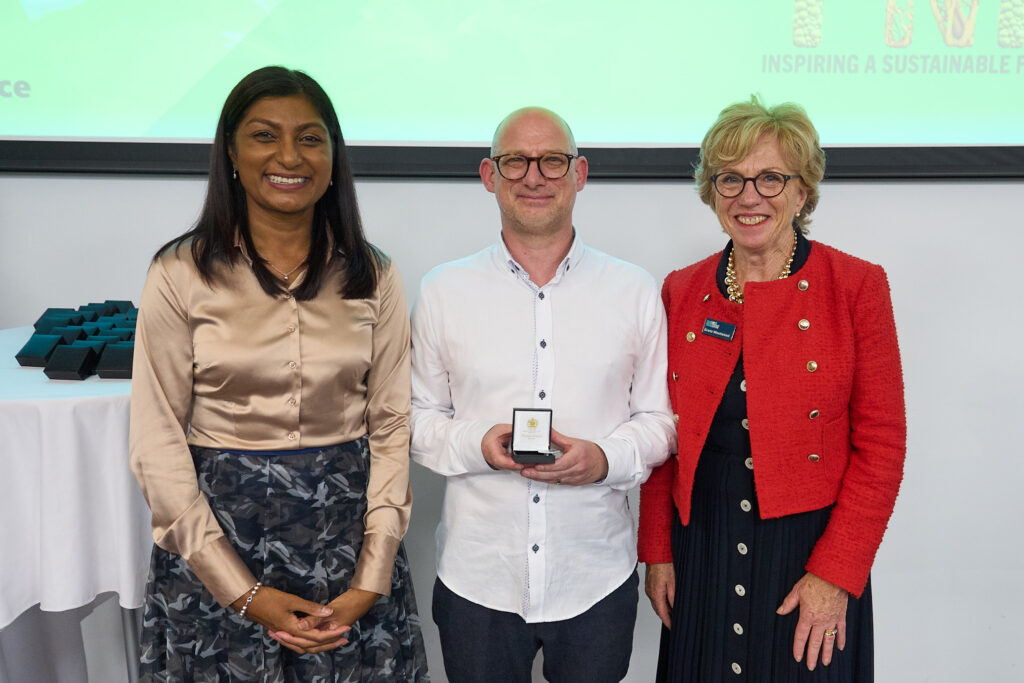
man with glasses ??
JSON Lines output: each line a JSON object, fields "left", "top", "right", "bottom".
{"left": 410, "top": 107, "right": 676, "bottom": 682}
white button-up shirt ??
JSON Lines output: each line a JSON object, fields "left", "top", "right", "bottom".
{"left": 410, "top": 234, "right": 676, "bottom": 622}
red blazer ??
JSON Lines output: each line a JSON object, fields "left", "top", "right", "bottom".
{"left": 638, "top": 241, "right": 906, "bottom": 597}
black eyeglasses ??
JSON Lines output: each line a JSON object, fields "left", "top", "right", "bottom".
{"left": 711, "top": 171, "right": 801, "bottom": 198}
{"left": 491, "top": 153, "right": 577, "bottom": 180}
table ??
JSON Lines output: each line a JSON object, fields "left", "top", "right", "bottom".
{"left": 0, "top": 326, "right": 152, "bottom": 681}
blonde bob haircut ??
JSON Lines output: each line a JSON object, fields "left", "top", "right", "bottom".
{"left": 694, "top": 95, "right": 825, "bottom": 234}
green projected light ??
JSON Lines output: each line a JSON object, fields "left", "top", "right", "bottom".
{"left": 1, "top": 0, "right": 1022, "bottom": 146}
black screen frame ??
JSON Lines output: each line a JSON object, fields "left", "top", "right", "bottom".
{"left": 1, "top": 140, "right": 1023, "bottom": 179}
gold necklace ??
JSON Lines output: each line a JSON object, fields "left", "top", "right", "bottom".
{"left": 263, "top": 258, "right": 306, "bottom": 281}
{"left": 725, "top": 233, "right": 798, "bottom": 304}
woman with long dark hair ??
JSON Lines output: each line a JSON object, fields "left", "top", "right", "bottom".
{"left": 130, "top": 66, "right": 428, "bottom": 681}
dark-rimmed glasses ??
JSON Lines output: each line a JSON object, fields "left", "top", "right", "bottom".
{"left": 711, "top": 171, "right": 801, "bottom": 198}
{"left": 491, "top": 153, "right": 577, "bottom": 180}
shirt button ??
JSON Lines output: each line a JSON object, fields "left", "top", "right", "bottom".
{"left": 735, "top": 584, "right": 746, "bottom": 597}
{"left": 539, "top": 390, "right": 546, "bottom": 399}
{"left": 740, "top": 499, "right": 752, "bottom": 512}
{"left": 287, "top": 432, "right": 297, "bottom": 440}
{"left": 741, "top": 418, "right": 749, "bottom": 430}
{"left": 287, "top": 325, "right": 296, "bottom": 333}
{"left": 731, "top": 662, "right": 742, "bottom": 674}
{"left": 289, "top": 361, "right": 298, "bottom": 369}
{"left": 808, "top": 453, "right": 821, "bottom": 463}
{"left": 539, "top": 339, "right": 547, "bottom": 348}
{"left": 533, "top": 495, "right": 540, "bottom": 503}
{"left": 744, "top": 457, "right": 753, "bottom": 470}
{"left": 806, "top": 360, "right": 818, "bottom": 372}
{"left": 809, "top": 409, "right": 820, "bottom": 419}
{"left": 736, "top": 542, "right": 748, "bottom": 555}
{"left": 288, "top": 397, "right": 297, "bottom": 406}
{"left": 686, "top": 332, "right": 696, "bottom": 342}
{"left": 798, "top": 318, "right": 810, "bottom": 331}
{"left": 798, "top": 279, "right": 809, "bottom": 291}
{"left": 740, "top": 379, "right": 747, "bottom": 392}
{"left": 532, "top": 544, "right": 539, "bottom": 553}
{"left": 733, "top": 623, "right": 744, "bottom": 635}
{"left": 538, "top": 292, "right": 545, "bottom": 300}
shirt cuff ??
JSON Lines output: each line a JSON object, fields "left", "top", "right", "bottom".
{"left": 185, "top": 535, "right": 258, "bottom": 607}
{"left": 457, "top": 420, "right": 499, "bottom": 474}
{"left": 351, "top": 532, "right": 401, "bottom": 595}
{"left": 594, "top": 437, "right": 636, "bottom": 488}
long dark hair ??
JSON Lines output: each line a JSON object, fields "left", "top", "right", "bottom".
{"left": 155, "top": 66, "right": 380, "bottom": 300}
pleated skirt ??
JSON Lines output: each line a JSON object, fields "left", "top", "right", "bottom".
{"left": 138, "top": 438, "right": 429, "bottom": 683}
{"left": 655, "top": 427, "right": 874, "bottom": 683}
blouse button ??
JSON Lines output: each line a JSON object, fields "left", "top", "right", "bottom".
{"left": 809, "top": 409, "right": 820, "bottom": 419}
{"left": 798, "top": 279, "right": 809, "bottom": 291}
{"left": 806, "top": 360, "right": 818, "bottom": 372}
{"left": 798, "top": 319, "right": 810, "bottom": 331}
{"left": 739, "top": 499, "right": 752, "bottom": 512}
{"left": 686, "top": 332, "right": 696, "bottom": 342}
{"left": 808, "top": 453, "right": 821, "bottom": 463}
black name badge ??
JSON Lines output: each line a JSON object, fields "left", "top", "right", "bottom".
{"left": 702, "top": 318, "right": 736, "bottom": 341}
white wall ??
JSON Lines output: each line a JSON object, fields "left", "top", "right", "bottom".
{"left": 1, "top": 172, "right": 1022, "bottom": 682}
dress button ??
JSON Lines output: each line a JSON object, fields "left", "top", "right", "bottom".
{"left": 737, "top": 542, "right": 748, "bottom": 555}
{"left": 735, "top": 584, "right": 746, "bottom": 597}
{"left": 809, "top": 409, "right": 820, "bottom": 419}
{"left": 287, "top": 432, "right": 297, "bottom": 440}
{"left": 289, "top": 361, "right": 298, "bottom": 369}
{"left": 532, "top": 544, "right": 539, "bottom": 553}
{"left": 733, "top": 623, "right": 744, "bottom": 635}
{"left": 808, "top": 453, "right": 820, "bottom": 462}
{"left": 740, "top": 499, "right": 752, "bottom": 512}
{"left": 740, "top": 379, "right": 746, "bottom": 392}
{"left": 806, "top": 360, "right": 818, "bottom": 372}
{"left": 798, "top": 279, "right": 809, "bottom": 291}
{"left": 798, "top": 318, "right": 810, "bottom": 330}
{"left": 539, "top": 390, "right": 546, "bottom": 399}
{"left": 741, "top": 418, "right": 749, "bottom": 430}
{"left": 686, "top": 332, "right": 696, "bottom": 342}
{"left": 533, "top": 495, "right": 540, "bottom": 503}
{"left": 744, "top": 457, "right": 753, "bottom": 470}
{"left": 732, "top": 662, "right": 742, "bottom": 674}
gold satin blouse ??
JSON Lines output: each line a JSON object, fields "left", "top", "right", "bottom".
{"left": 129, "top": 241, "right": 412, "bottom": 607}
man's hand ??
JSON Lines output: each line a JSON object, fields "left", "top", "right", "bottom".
{"left": 519, "top": 429, "right": 608, "bottom": 485}
{"left": 481, "top": 423, "right": 522, "bottom": 471}
{"left": 232, "top": 585, "right": 350, "bottom": 655}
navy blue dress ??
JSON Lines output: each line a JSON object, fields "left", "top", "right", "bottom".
{"left": 655, "top": 235, "right": 874, "bottom": 682}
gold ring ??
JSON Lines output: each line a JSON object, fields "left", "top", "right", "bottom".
{"left": 824, "top": 628, "right": 837, "bottom": 637}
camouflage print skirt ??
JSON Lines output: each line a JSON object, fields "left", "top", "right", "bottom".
{"left": 139, "top": 438, "right": 430, "bottom": 683}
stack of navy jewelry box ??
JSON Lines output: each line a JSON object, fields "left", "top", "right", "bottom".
{"left": 15, "top": 300, "right": 136, "bottom": 380}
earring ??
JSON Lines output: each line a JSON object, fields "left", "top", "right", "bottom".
{"left": 232, "top": 168, "right": 238, "bottom": 180}
{"left": 329, "top": 179, "right": 334, "bottom": 187}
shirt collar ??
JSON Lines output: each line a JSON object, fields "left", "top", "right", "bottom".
{"left": 498, "top": 229, "right": 583, "bottom": 287}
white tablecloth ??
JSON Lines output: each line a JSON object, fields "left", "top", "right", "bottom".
{"left": 0, "top": 326, "right": 152, "bottom": 629}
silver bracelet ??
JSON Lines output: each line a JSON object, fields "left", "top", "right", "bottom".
{"left": 238, "top": 581, "right": 262, "bottom": 620}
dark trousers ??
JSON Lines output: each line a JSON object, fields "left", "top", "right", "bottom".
{"left": 432, "top": 570, "right": 639, "bottom": 683}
